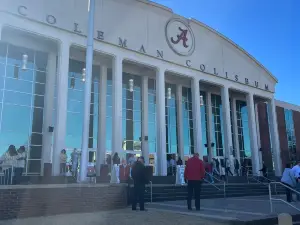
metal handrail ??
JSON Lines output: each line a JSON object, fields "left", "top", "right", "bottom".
{"left": 269, "top": 182, "right": 300, "bottom": 213}
{"left": 247, "top": 175, "right": 267, "bottom": 185}
{"left": 205, "top": 171, "right": 226, "bottom": 198}
{"left": 149, "top": 181, "right": 153, "bottom": 203}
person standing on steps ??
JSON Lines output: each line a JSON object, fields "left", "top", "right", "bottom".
{"left": 292, "top": 160, "right": 300, "bottom": 201}
{"left": 225, "top": 158, "right": 233, "bottom": 176}
{"left": 131, "top": 156, "right": 147, "bottom": 211}
{"left": 184, "top": 153, "right": 205, "bottom": 211}
{"left": 234, "top": 158, "right": 240, "bottom": 176}
{"left": 281, "top": 163, "right": 296, "bottom": 202}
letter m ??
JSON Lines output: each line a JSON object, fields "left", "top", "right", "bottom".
{"left": 119, "top": 38, "right": 127, "bottom": 48}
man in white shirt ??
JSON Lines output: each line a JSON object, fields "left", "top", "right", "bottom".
{"left": 291, "top": 161, "right": 300, "bottom": 200}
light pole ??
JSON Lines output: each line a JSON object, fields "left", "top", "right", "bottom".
{"left": 79, "top": 0, "right": 96, "bottom": 182}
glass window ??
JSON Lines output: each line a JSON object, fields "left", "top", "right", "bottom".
{"left": 5, "top": 77, "right": 33, "bottom": 93}
{"left": 4, "top": 91, "right": 32, "bottom": 106}
{"left": 1, "top": 104, "right": 31, "bottom": 133}
{"left": 27, "top": 160, "right": 41, "bottom": 173}
{"left": 0, "top": 42, "right": 7, "bottom": 63}
{"left": 35, "top": 71, "right": 47, "bottom": 84}
{"left": 7, "top": 45, "right": 34, "bottom": 70}
{"left": 31, "top": 107, "right": 43, "bottom": 133}
{"left": 34, "top": 51, "right": 48, "bottom": 72}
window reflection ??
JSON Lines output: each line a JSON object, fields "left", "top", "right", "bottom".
{"left": 211, "top": 94, "right": 224, "bottom": 156}
{"left": 148, "top": 78, "right": 156, "bottom": 153}
{"left": 165, "top": 83, "right": 177, "bottom": 154}
{"left": 122, "top": 73, "right": 142, "bottom": 151}
{"left": 0, "top": 42, "right": 48, "bottom": 173}
{"left": 284, "top": 109, "right": 296, "bottom": 161}
{"left": 182, "top": 87, "right": 194, "bottom": 155}
{"left": 236, "top": 100, "right": 251, "bottom": 162}
{"left": 200, "top": 91, "right": 208, "bottom": 157}
{"left": 65, "top": 59, "right": 100, "bottom": 149}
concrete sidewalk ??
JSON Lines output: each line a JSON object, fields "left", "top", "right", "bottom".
{"left": 0, "top": 208, "right": 227, "bottom": 225}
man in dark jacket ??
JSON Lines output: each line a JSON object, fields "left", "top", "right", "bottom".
{"left": 131, "top": 156, "right": 147, "bottom": 211}
{"left": 184, "top": 153, "right": 205, "bottom": 211}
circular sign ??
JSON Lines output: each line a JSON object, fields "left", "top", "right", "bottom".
{"left": 165, "top": 18, "right": 195, "bottom": 56}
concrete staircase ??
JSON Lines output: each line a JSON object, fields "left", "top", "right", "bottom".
{"left": 143, "top": 182, "right": 285, "bottom": 202}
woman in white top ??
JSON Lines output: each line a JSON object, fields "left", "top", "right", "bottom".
{"left": 0, "top": 145, "right": 18, "bottom": 185}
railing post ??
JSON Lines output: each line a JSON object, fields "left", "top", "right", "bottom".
{"left": 269, "top": 183, "right": 273, "bottom": 213}
{"left": 150, "top": 181, "right": 153, "bottom": 203}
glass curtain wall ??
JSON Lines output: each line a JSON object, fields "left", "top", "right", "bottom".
{"left": 122, "top": 73, "right": 142, "bottom": 153}
{"left": 165, "top": 83, "right": 178, "bottom": 155}
{"left": 236, "top": 100, "right": 251, "bottom": 162}
{"left": 106, "top": 72, "right": 113, "bottom": 154}
{"left": 0, "top": 42, "right": 47, "bottom": 174}
{"left": 211, "top": 94, "right": 224, "bottom": 157}
{"left": 148, "top": 78, "right": 156, "bottom": 154}
{"left": 182, "top": 87, "right": 194, "bottom": 156}
{"left": 230, "top": 100, "right": 235, "bottom": 156}
{"left": 65, "top": 59, "right": 100, "bottom": 162}
{"left": 200, "top": 91, "right": 208, "bottom": 157}
{"left": 284, "top": 109, "right": 296, "bottom": 161}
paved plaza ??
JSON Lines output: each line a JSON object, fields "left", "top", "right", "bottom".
{"left": 2, "top": 195, "right": 300, "bottom": 225}
{"left": 148, "top": 195, "right": 300, "bottom": 222}
{"left": 0, "top": 208, "right": 226, "bottom": 225}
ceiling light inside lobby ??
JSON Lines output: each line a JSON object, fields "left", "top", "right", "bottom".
{"left": 21, "top": 54, "right": 28, "bottom": 71}
{"left": 200, "top": 95, "right": 204, "bottom": 106}
{"left": 129, "top": 79, "right": 134, "bottom": 92}
{"left": 167, "top": 87, "right": 171, "bottom": 100}
{"left": 82, "top": 68, "right": 86, "bottom": 82}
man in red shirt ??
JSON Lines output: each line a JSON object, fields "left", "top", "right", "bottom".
{"left": 184, "top": 153, "right": 205, "bottom": 210}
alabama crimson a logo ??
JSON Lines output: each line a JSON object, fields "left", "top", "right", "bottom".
{"left": 165, "top": 18, "right": 195, "bottom": 56}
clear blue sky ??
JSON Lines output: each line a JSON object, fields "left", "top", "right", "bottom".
{"left": 153, "top": 0, "right": 300, "bottom": 105}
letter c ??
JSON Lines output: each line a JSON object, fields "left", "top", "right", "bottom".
{"left": 186, "top": 60, "right": 191, "bottom": 67}
{"left": 18, "top": 6, "right": 27, "bottom": 16}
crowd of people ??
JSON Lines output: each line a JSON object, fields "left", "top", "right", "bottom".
{"left": 281, "top": 160, "right": 300, "bottom": 203}
{"left": 0, "top": 145, "right": 27, "bottom": 185}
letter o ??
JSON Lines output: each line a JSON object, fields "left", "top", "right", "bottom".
{"left": 200, "top": 64, "right": 205, "bottom": 72}
{"left": 18, "top": 6, "right": 27, "bottom": 16}
{"left": 46, "top": 15, "right": 57, "bottom": 25}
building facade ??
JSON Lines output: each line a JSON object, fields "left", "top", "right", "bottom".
{"left": 0, "top": 0, "right": 297, "bottom": 177}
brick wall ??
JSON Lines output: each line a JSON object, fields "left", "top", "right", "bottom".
{"left": 257, "top": 103, "right": 273, "bottom": 170}
{"left": 0, "top": 184, "right": 127, "bottom": 220}
{"left": 276, "top": 106, "right": 289, "bottom": 168}
{"left": 293, "top": 111, "right": 300, "bottom": 159}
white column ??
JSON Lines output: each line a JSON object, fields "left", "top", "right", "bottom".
{"left": 42, "top": 52, "right": 57, "bottom": 174}
{"left": 112, "top": 56, "right": 123, "bottom": 158}
{"left": 206, "top": 92, "right": 214, "bottom": 161}
{"left": 156, "top": 68, "right": 167, "bottom": 176}
{"left": 191, "top": 79, "right": 203, "bottom": 159}
{"left": 176, "top": 84, "right": 184, "bottom": 164}
{"left": 96, "top": 65, "right": 107, "bottom": 175}
{"left": 231, "top": 97, "right": 240, "bottom": 163}
{"left": 246, "top": 93, "right": 260, "bottom": 176}
{"left": 255, "top": 103, "right": 263, "bottom": 169}
{"left": 142, "top": 76, "right": 149, "bottom": 165}
{"left": 268, "top": 97, "right": 282, "bottom": 176}
{"left": 52, "top": 42, "right": 70, "bottom": 176}
{"left": 221, "top": 86, "right": 233, "bottom": 166}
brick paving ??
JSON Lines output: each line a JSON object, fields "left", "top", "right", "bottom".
{"left": 0, "top": 208, "right": 227, "bottom": 225}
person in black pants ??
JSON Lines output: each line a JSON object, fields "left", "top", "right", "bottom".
{"left": 131, "top": 156, "right": 147, "bottom": 211}
{"left": 184, "top": 153, "right": 205, "bottom": 211}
